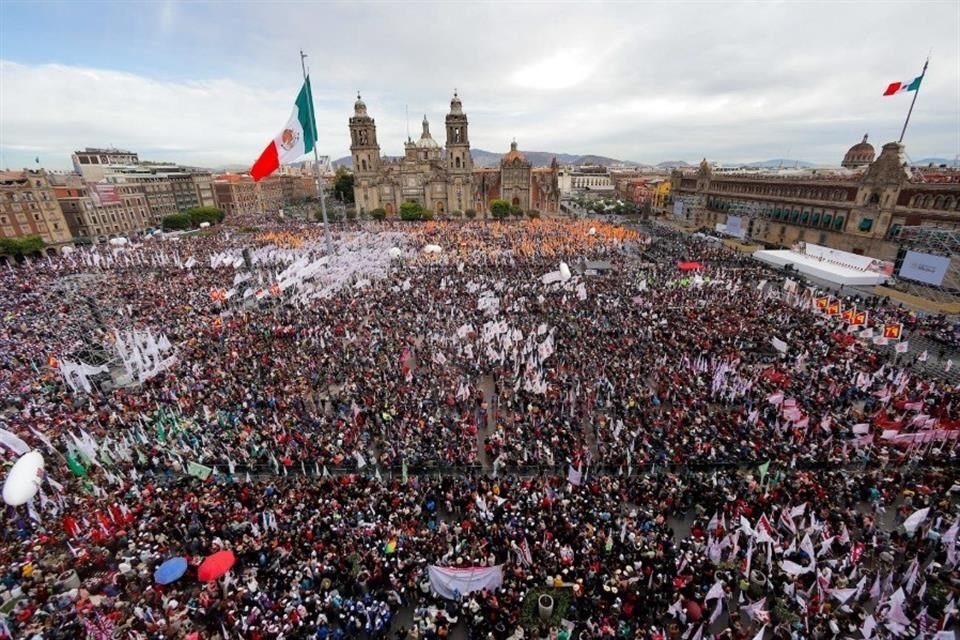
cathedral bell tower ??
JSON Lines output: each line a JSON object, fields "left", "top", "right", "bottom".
{"left": 445, "top": 91, "right": 472, "bottom": 213}
{"left": 349, "top": 93, "right": 380, "bottom": 176}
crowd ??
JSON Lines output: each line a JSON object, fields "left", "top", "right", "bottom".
{"left": 0, "top": 217, "right": 957, "bottom": 639}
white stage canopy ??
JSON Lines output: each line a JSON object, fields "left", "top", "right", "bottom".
{"left": 753, "top": 250, "right": 890, "bottom": 286}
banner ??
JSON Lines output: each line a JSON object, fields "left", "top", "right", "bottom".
{"left": 187, "top": 461, "right": 213, "bottom": 480}
{"left": 428, "top": 565, "right": 503, "bottom": 600}
{"left": 726, "top": 215, "right": 745, "bottom": 239}
{"left": 673, "top": 200, "right": 685, "bottom": 217}
{"left": 899, "top": 250, "right": 951, "bottom": 286}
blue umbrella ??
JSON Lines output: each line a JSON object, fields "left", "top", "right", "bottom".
{"left": 154, "top": 557, "right": 188, "bottom": 585}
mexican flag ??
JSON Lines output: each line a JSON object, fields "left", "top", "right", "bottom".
{"left": 250, "top": 77, "right": 317, "bottom": 181}
{"left": 883, "top": 76, "right": 922, "bottom": 96}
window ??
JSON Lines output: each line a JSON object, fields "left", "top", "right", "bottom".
{"left": 800, "top": 211, "right": 810, "bottom": 224}
{"left": 858, "top": 218, "right": 873, "bottom": 232}
{"left": 811, "top": 212, "right": 821, "bottom": 225}
{"left": 888, "top": 223, "right": 902, "bottom": 237}
{"left": 834, "top": 216, "right": 845, "bottom": 229}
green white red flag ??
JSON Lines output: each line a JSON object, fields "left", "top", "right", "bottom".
{"left": 251, "top": 77, "right": 317, "bottom": 181}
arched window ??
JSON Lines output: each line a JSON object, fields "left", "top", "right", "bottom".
{"left": 910, "top": 195, "right": 921, "bottom": 207}
{"left": 455, "top": 157, "right": 461, "bottom": 169}
{"left": 933, "top": 196, "right": 944, "bottom": 209}
{"left": 922, "top": 195, "right": 933, "bottom": 209}
{"left": 945, "top": 197, "right": 955, "bottom": 211}
{"left": 361, "top": 159, "right": 368, "bottom": 171}
{"left": 868, "top": 193, "right": 880, "bottom": 205}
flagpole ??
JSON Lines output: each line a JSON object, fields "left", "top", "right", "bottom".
{"left": 300, "top": 50, "right": 334, "bottom": 256}
{"left": 898, "top": 58, "right": 929, "bottom": 145}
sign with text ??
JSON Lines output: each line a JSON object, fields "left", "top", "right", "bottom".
{"left": 899, "top": 250, "right": 950, "bottom": 286}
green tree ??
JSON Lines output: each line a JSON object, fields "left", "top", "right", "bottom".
{"left": 333, "top": 167, "right": 355, "bottom": 203}
{"left": 0, "top": 235, "right": 45, "bottom": 256}
{"left": 399, "top": 201, "right": 424, "bottom": 221}
{"left": 184, "top": 206, "right": 225, "bottom": 226}
{"left": 450, "top": 210, "right": 463, "bottom": 219}
{"left": 161, "top": 213, "right": 192, "bottom": 231}
{"left": 510, "top": 205, "right": 524, "bottom": 218}
{"left": 370, "top": 208, "right": 387, "bottom": 221}
{"left": 464, "top": 209, "right": 477, "bottom": 220}
{"left": 421, "top": 209, "right": 434, "bottom": 221}
{"left": 489, "top": 199, "right": 511, "bottom": 220}
{"left": 526, "top": 209, "right": 541, "bottom": 219}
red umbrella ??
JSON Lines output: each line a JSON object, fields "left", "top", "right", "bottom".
{"left": 197, "top": 550, "right": 235, "bottom": 582}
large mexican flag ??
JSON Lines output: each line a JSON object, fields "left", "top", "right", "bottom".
{"left": 250, "top": 77, "right": 317, "bottom": 181}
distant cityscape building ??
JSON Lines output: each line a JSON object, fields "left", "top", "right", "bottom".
{"left": 213, "top": 175, "right": 261, "bottom": 217}
{"left": 669, "top": 135, "right": 960, "bottom": 260}
{"left": 349, "top": 93, "right": 559, "bottom": 215}
{"left": 0, "top": 170, "right": 72, "bottom": 249}
{"left": 71, "top": 147, "right": 140, "bottom": 181}
{"left": 52, "top": 174, "right": 152, "bottom": 243}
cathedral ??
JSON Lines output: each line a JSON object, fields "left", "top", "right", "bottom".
{"left": 349, "top": 92, "right": 560, "bottom": 216}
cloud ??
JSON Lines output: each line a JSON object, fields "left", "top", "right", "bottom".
{"left": 0, "top": 60, "right": 351, "bottom": 169}
{"left": 1, "top": 1, "right": 958, "bottom": 168}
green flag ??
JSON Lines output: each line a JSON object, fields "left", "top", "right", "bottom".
{"left": 187, "top": 461, "right": 213, "bottom": 480}
{"left": 757, "top": 460, "right": 770, "bottom": 481}
{"left": 67, "top": 454, "right": 87, "bottom": 477}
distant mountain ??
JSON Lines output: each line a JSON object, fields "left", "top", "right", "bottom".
{"left": 912, "top": 157, "right": 960, "bottom": 168}
{"left": 333, "top": 149, "right": 637, "bottom": 170}
{"left": 656, "top": 161, "right": 691, "bottom": 169}
{"left": 743, "top": 159, "right": 816, "bottom": 169}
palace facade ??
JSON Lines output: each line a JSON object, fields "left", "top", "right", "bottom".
{"left": 670, "top": 136, "right": 960, "bottom": 260}
{"left": 349, "top": 93, "right": 559, "bottom": 216}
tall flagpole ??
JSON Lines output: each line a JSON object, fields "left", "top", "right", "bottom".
{"left": 300, "top": 50, "right": 334, "bottom": 256}
{"left": 898, "top": 58, "right": 929, "bottom": 145}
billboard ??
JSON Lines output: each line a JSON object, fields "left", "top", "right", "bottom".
{"left": 898, "top": 250, "right": 951, "bottom": 286}
{"left": 90, "top": 183, "right": 121, "bottom": 206}
{"left": 672, "top": 200, "right": 684, "bottom": 217}
{"left": 804, "top": 243, "right": 893, "bottom": 276}
{"left": 726, "top": 215, "right": 745, "bottom": 239}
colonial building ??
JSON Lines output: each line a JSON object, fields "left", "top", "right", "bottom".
{"left": 349, "top": 93, "right": 559, "bottom": 215}
{"left": 53, "top": 175, "right": 152, "bottom": 243}
{"left": 213, "top": 175, "right": 260, "bottom": 217}
{"left": 0, "top": 170, "right": 73, "bottom": 249}
{"left": 669, "top": 136, "right": 960, "bottom": 260}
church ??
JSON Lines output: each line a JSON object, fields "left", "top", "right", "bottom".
{"left": 349, "top": 92, "right": 560, "bottom": 216}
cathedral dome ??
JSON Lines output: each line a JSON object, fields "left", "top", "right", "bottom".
{"left": 842, "top": 134, "right": 875, "bottom": 168}
{"left": 503, "top": 140, "right": 525, "bottom": 163}
{"left": 416, "top": 115, "right": 440, "bottom": 149}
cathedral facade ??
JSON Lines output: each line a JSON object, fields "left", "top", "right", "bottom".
{"left": 349, "top": 93, "right": 559, "bottom": 216}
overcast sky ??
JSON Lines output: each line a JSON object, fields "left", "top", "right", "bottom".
{"left": 1, "top": 1, "right": 958, "bottom": 170}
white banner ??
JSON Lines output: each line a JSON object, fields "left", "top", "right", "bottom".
{"left": 428, "top": 565, "right": 504, "bottom": 600}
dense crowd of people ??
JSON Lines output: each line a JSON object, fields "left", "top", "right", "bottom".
{"left": 0, "top": 217, "right": 957, "bottom": 639}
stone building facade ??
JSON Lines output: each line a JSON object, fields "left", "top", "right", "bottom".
{"left": 0, "top": 170, "right": 73, "bottom": 248}
{"left": 669, "top": 137, "right": 960, "bottom": 260}
{"left": 349, "top": 93, "right": 559, "bottom": 215}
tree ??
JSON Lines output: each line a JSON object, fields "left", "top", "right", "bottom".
{"left": 184, "top": 206, "right": 225, "bottom": 226}
{"left": 162, "top": 213, "right": 192, "bottom": 231}
{"left": 399, "top": 201, "right": 424, "bottom": 221}
{"left": 526, "top": 209, "right": 541, "bottom": 219}
{"left": 510, "top": 205, "right": 524, "bottom": 219}
{"left": 464, "top": 209, "right": 477, "bottom": 220}
{"left": 345, "top": 209, "right": 357, "bottom": 222}
{"left": 421, "top": 209, "right": 434, "bottom": 221}
{"left": 370, "top": 208, "right": 387, "bottom": 221}
{"left": 450, "top": 210, "right": 463, "bottom": 219}
{"left": 333, "top": 167, "right": 355, "bottom": 203}
{"left": 489, "top": 199, "right": 511, "bottom": 220}
{"left": 0, "top": 235, "right": 45, "bottom": 256}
